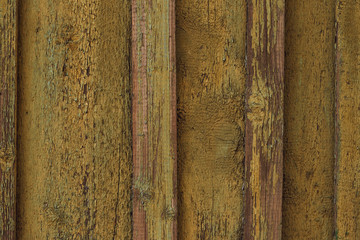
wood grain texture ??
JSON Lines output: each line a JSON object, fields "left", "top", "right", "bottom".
{"left": 244, "top": 1, "right": 284, "bottom": 239}
{"left": 131, "top": 0, "right": 177, "bottom": 239}
{"left": 176, "top": 0, "right": 246, "bottom": 239}
{"left": 334, "top": 0, "right": 360, "bottom": 239}
{"left": 17, "top": 0, "right": 132, "bottom": 238}
{"left": 0, "top": 0, "right": 17, "bottom": 238}
{"left": 282, "top": 1, "right": 335, "bottom": 239}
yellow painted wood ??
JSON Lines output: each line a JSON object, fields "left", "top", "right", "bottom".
{"left": 176, "top": 0, "right": 246, "bottom": 239}
{"left": 17, "top": 0, "right": 132, "bottom": 238}
{"left": 244, "top": 1, "right": 284, "bottom": 239}
{"left": 0, "top": 0, "right": 17, "bottom": 238}
{"left": 282, "top": 1, "right": 336, "bottom": 239}
{"left": 131, "top": 0, "right": 177, "bottom": 239}
{"left": 334, "top": 0, "right": 360, "bottom": 239}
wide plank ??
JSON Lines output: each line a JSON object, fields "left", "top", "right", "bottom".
{"left": 176, "top": 0, "right": 247, "bottom": 239}
{"left": 17, "top": 0, "right": 132, "bottom": 238}
{"left": 282, "top": 0, "right": 336, "bottom": 239}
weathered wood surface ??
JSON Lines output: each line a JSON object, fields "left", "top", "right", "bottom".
{"left": 17, "top": 0, "right": 132, "bottom": 238}
{"left": 334, "top": 0, "right": 360, "bottom": 239}
{"left": 131, "top": 0, "right": 177, "bottom": 239}
{"left": 176, "top": 0, "right": 246, "bottom": 239}
{"left": 244, "top": 1, "right": 284, "bottom": 239}
{"left": 282, "top": 0, "right": 335, "bottom": 239}
{"left": 0, "top": 0, "right": 17, "bottom": 238}
{"left": 5, "top": 0, "right": 360, "bottom": 239}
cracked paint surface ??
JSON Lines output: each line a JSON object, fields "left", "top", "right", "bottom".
{"left": 176, "top": 0, "right": 246, "bottom": 239}
{"left": 245, "top": 1, "right": 284, "bottom": 239}
{"left": 17, "top": 0, "right": 132, "bottom": 238}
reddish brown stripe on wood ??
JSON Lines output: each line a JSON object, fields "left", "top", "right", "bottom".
{"left": 0, "top": 0, "right": 17, "bottom": 238}
{"left": 169, "top": 0, "right": 177, "bottom": 238}
{"left": 245, "top": 1, "right": 284, "bottom": 239}
{"left": 131, "top": 0, "right": 147, "bottom": 238}
{"left": 132, "top": 0, "right": 177, "bottom": 239}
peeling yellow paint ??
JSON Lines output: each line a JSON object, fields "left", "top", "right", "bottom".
{"left": 283, "top": 0, "right": 335, "bottom": 239}
{"left": 335, "top": 0, "right": 360, "bottom": 239}
{"left": 245, "top": 0, "right": 284, "bottom": 239}
{"left": 176, "top": 0, "right": 246, "bottom": 239}
{"left": 17, "top": 0, "right": 132, "bottom": 238}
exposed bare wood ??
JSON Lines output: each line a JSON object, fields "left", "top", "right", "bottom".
{"left": 132, "top": 0, "right": 177, "bottom": 239}
{"left": 245, "top": 0, "right": 284, "bottom": 239}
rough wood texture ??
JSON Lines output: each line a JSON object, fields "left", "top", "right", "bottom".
{"left": 244, "top": 1, "right": 284, "bottom": 239}
{"left": 17, "top": 0, "right": 132, "bottom": 238}
{"left": 282, "top": 1, "right": 335, "bottom": 239}
{"left": 131, "top": 0, "right": 177, "bottom": 239}
{"left": 334, "top": 0, "right": 360, "bottom": 239}
{"left": 0, "top": 0, "right": 17, "bottom": 238}
{"left": 176, "top": 0, "right": 246, "bottom": 239}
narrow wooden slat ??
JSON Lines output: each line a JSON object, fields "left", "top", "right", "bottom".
{"left": 334, "top": 0, "right": 360, "bottom": 238}
{"left": 282, "top": 1, "right": 336, "bottom": 239}
{"left": 245, "top": 1, "right": 284, "bottom": 239}
{"left": 0, "top": 0, "right": 17, "bottom": 238}
{"left": 132, "top": 0, "right": 177, "bottom": 239}
{"left": 176, "top": 0, "right": 246, "bottom": 239}
{"left": 17, "top": 0, "right": 132, "bottom": 238}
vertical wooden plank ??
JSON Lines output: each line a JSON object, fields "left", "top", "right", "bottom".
{"left": 245, "top": 0, "right": 284, "bottom": 239}
{"left": 131, "top": 0, "right": 177, "bottom": 239}
{"left": 17, "top": 0, "right": 132, "bottom": 238}
{"left": 176, "top": 0, "right": 246, "bottom": 239}
{"left": 282, "top": 1, "right": 335, "bottom": 239}
{"left": 334, "top": 0, "right": 360, "bottom": 239}
{"left": 0, "top": 0, "right": 16, "bottom": 238}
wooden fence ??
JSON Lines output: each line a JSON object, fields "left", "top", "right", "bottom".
{"left": 0, "top": 0, "right": 359, "bottom": 239}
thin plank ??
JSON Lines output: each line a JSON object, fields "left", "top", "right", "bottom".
{"left": 244, "top": 0, "right": 284, "bottom": 239}
{"left": 334, "top": 0, "right": 360, "bottom": 239}
{"left": 176, "top": 0, "right": 246, "bottom": 238}
{"left": 282, "top": 0, "right": 336, "bottom": 239}
{"left": 131, "top": 0, "right": 177, "bottom": 239}
{"left": 0, "top": 0, "right": 17, "bottom": 238}
{"left": 17, "top": 0, "right": 132, "bottom": 238}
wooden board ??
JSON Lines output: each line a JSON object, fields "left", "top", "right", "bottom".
{"left": 282, "top": 0, "right": 336, "bottom": 239}
{"left": 0, "top": 0, "right": 17, "bottom": 238}
{"left": 244, "top": 1, "right": 284, "bottom": 239}
{"left": 334, "top": 0, "right": 360, "bottom": 239}
{"left": 176, "top": 0, "right": 246, "bottom": 239}
{"left": 131, "top": 0, "right": 177, "bottom": 239}
{"left": 17, "top": 0, "right": 132, "bottom": 238}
